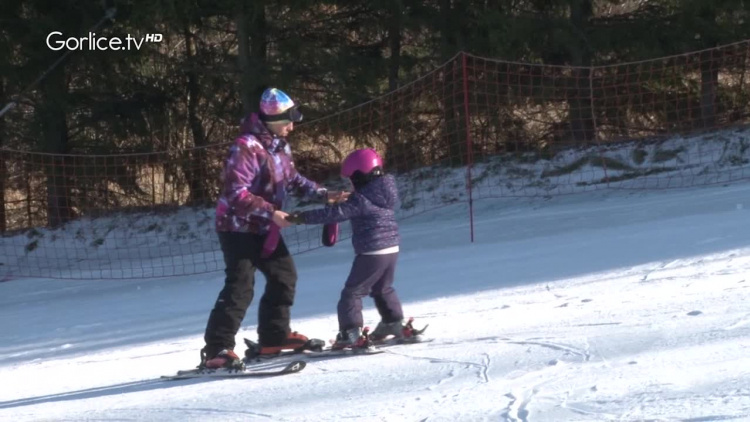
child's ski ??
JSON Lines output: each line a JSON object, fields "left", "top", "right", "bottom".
{"left": 161, "top": 360, "right": 306, "bottom": 380}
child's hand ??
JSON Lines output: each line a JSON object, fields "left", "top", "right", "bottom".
{"left": 285, "top": 213, "right": 305, "bottom": 224}
{"left": 272, "top": 210, "right": 293, "bottom": 228}
{"left": 327, "top": 191, "right": 350, "bottom": 204}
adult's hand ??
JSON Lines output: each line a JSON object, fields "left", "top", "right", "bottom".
{"left": 327, "top": 190, "right": 351, "bottom": 204}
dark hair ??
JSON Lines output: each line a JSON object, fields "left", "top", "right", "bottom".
{"left": 349, "top": 166, "right": 383, "bottom": 189}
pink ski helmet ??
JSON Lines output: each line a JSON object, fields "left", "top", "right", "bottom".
{"left": 341, "top": 148, "right": 384, "bottom": 178}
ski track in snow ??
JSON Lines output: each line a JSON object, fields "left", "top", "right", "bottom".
{"left": 725, "top": 315, "right": 750, "bottom": 331}
{"left": 503, "top": 338, "right": 591, "bottom": 363}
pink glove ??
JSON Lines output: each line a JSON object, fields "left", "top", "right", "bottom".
{"left": 322, "top": 223, "right": 338, "bottom": 247}
{"left": 261, "top": 223, "right": 280, "bottom": 258}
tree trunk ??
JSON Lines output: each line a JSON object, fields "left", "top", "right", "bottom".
{"left": 697, "top": 5, "right": 718, "bottom": 129}
{"left": 568, "top": 0, "right": 595, "bottom": 144}
{"left": 39, "top": 66, "right": 72, "bottom": 228}
{"left": 0, "top": 150, "right": 5, "bottom": 233}
{"left": 183, "top": 25, "right": 210, "bottom": 205}
{"left": 386, "top": 0, "right": 407, "bottom": 170}
{"left": 249, "top": 2, "right": 269, "bottom": 103}
{"left": 388, "top": 0, "right": 402, "bottom": 93}
{"left": 440, "top": 0, "right": 465, "bottom": 167}
{"left": 701, "top": 51, "right": 719, "bottom": 129}
{"left": 237, "top": 1, "right": 269, "bottom": 115}
{"left": 237, "top": 3, "right": 253, "bottom": 116}
{"left": 0, "top": 77, "right": 6, "bottom": 232}
{"left": 700, "top": 51, "right": 718, "bottom": 129}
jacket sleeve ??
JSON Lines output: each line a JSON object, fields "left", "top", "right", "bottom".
{"left": 222, "top": 141, "right": 276, "bottom": 217}
{"left": 282, "top": 143, "right": 327, "bottom": 201}
{"left": 298, "top": 195, "right": 364, "bottom": 225}
{"left": 288, "top": 163, "right": 327, "bottom": 201}
{"left": 289, "top": 165, "right": 328, "bottom": 201}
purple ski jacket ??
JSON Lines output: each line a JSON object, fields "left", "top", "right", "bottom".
{"left": 297, "top": 174, "right": 400, "bottom": 254}
{"left": 215, "top": 113, "right": 325, "bottom": 234}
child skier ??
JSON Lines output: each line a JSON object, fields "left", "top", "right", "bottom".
{"left": 286, "top": 149, "right": 418, "bottom": 349}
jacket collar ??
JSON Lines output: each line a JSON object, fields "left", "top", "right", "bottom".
{"left": 241, "top": 112, "right": 287, "bottom": 153}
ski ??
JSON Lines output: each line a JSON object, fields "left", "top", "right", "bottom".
{"left": 237, "top": 319, "right": 431, "bottom": 362}
{"left": 161, "top": 360, "right": 306, "bottom": 380}
{"left": 373, "top": 335, "right": 433, "bottom": 348}
{"left": 301, "top": 337, "right": 431, "bottom": 358}
{"left": 304, "top": 329, "right": 431, "bottom": 358}
{"left": 304, "top": 347, "right": 385, "bottom": 358}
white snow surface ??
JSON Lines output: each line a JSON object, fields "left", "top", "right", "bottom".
{"left": 2, "top": 178, "right": 750, "bottom": 421}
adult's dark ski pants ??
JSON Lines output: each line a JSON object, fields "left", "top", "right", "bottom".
{"left": 204, "top": 231, "right": 297, "bottom": 356}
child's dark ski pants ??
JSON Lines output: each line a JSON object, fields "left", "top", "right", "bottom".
{"left": 338, "top": 253, "right": 404, "bottom": 331}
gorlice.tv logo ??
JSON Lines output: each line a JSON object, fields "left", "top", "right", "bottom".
{"left": 46, "top": 32, "right": 162, "bottom": 51}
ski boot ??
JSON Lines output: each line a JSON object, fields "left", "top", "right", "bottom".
{"left": 200, "top": 348, "right": 245, "bottom": 370}
{"left": 331, "top": 327, "right": 372, "bottom": 351}
{"left": 243, "top": 331, "right": 325, "bottom": 362}
{"left": 370, "top": 317, "right": 428, "bottom": 345}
